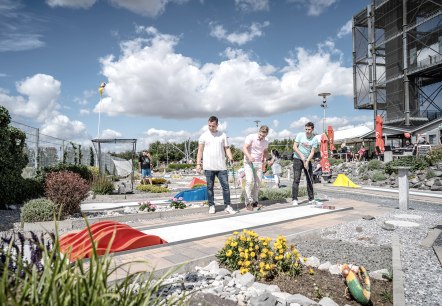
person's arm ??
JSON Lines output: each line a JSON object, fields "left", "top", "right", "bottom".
{"left": 306, "top": 147, "right": 315, "bottom": 168}
{"left": 293, "top": 141, "right": 304, "bottom": 161}
{"left": 243, "top": 141, "right": 253, "bottom": 163}
{"left": 196, "top": 143, "right": 204, "bottom": 171}
{"left": 225, "top": 147, "right": 234, "bottom": 164}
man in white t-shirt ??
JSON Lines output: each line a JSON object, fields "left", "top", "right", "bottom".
{"left": 196, "top": 116, "right": 237, "bottom": 215}
{"left": 242, "top": 125, "right": 269, "bottom": 211}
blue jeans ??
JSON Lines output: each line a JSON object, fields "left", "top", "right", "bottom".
{"left": 141, "top": 168, "right": 152, "bottom": 178}
{"left": 204, "top": 170, "right": 231, "bottom": 207}
{"left": 292, "top": 158, "right": 314, "bottom": 201}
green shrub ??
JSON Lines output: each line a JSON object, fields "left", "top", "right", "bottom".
{"left": 0, "top": 106, "right": 28, "bottom": 209}
{"left": 240, "top": 187, "right": 306, "bottom": 202}
{"left": 166, "top": 163, "right": 195, "bottom": 171}
{"left": 138, "top": 201, "right": 157, "bottom": 212}
{"left": 170, "top": 197, "right": 187, "bottom": 209}
{"left": 152, "top": 177, "right": 168, "bottom": 185}
{"left": 384, "top": 156, "right": 429, "bottom": 174}
{"left": 328, "top": 157, "right": 343, "bottom": 166}
{"left": 13, "top": 177, "right": 45, "bottom": 205}
{"left": 43, "top": 163, "right": 93, "bottom": 183}
{"left": 0, "top": 224, "right": 188, "bottom": 305}
{"left": 45, "top": 171, "right": 90, "bottom": 217}
{"left": 136, "top": 184, "right": 170, "bottom": 193}
{"left": 367, "top": 159, "right": 384, "bottom": 170}
{"left": 91, "top": 176, "right": 114, "bottom": 195}
{"left": 21, "top": 198, "right": 57, "bottom": 222}
{"left": 426, "top": 146, "right": 442, "bottom": 165}
{"left": 371, "top": 171, "right": 387, "bottom": 182}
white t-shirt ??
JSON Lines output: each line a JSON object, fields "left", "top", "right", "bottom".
{"left": 243, "top": 133, "right": 269, "bottom": 163}
{"left": 199, "top": 130, "right": 229, "bottom": 170}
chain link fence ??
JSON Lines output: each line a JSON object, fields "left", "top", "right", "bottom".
{"left": 11, "top": 121, "right": 93, "bottom": 173}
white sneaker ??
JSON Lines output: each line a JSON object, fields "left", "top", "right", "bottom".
{"left": 208, "top": 206, "right": 216, "bottom": 214}
{"left": 292, "top": 200, "right": 298, "bottom": 206}
{"left": 224, "top": 205, "right": 237, "bottom": 214}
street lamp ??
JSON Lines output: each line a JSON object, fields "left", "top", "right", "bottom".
{"left": 318, "top": 93, "right": 331, "bottom": 133}
{"left": 253, "top": 120, "right": 261, "bottom": 131}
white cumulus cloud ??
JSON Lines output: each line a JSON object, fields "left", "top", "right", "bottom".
{"left": 337, "top": 19, "right": 352, "bottom": 38}
{"left": 46, "top": 0, "right": 97, "bottom": 9}
{"left": 210, "top": 21, "right": 270, "bottom": 46}
{"left": 96, "top": 27, "right": 353, "bottom": 120}
{"left": 235, "top": 0, "right": 269, "bottom": 12}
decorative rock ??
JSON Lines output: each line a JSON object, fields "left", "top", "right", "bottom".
{"left": 328, "top": 264, "right": 342, "bottom": 275}
{"left": 356, "top": 226, "right": 363, "bottom": 232}
{"left": 362, "top": 215, "right": 375, "bottom": 220}
{"left": 272, "top": 291, "right": 293, "bottom": 305}
{"left": 187, "top": 292, "right": 237, "bottom": 306}
{"left": 305, "top": 256, "right": 320, "bottom": 268}
{"left": 203, "top": 260, "right": 219, "bottom": 273}
{"left": 319, "top": 296, "right": 339, "bottom": 306}
{"left": 381, "top": 221, "right": 395, "bottom": 231}
{"left": 318, "top": 261, "right": 331, "bottom": 271}
{"left": 287, "top": 293, "right": 318, "bottom": 305}
{"left": 369, "top": 268, "right": 390, "bottom": 280}
{"left": 249, "top": 292, "right": 277, "bottom": 306}
{"left": 385, "top": 220, "right": 420, "bottom": 228}
{"left": 238, "top": 272, "right": 255, "bottom": 287}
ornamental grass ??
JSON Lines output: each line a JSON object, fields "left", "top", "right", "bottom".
{"left": 216, "top": 229, "right": 303, "bottom": 280}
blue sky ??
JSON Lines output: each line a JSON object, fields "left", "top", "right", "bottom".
{"left": 0, "top": 0, "right": 373, "bottom": 149}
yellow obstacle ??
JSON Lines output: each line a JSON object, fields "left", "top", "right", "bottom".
{"left": 332, "top": 174, "right": 360, "bottom": 188}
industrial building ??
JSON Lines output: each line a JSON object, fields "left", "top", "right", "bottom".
{"left": 353, "top": 0, "right": 442, "bottom": 144}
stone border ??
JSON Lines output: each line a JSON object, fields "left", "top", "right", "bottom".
{"left": 20, "top": 199, "right": 289, "bottom": 232}
{"left": 392, "top": 233, "right": 405, "bottom": 306}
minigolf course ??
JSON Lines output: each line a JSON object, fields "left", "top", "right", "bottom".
{"left": 333, "top": 174, "right": 360, "bottom": 188}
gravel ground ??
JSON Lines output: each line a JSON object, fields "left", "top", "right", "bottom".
{"left": 295, "top": 189, "right": 442, "bottom": 306}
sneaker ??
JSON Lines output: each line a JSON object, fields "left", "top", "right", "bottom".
{"left": 224, "top": 205, "right": 237, "bottom": 214}
{"left": 246, "top": 203, "right": 254, "bottom": 211}
{"left": 292, "top": 199, "right": 298, "bottom": 206}
{"left": 208, "top": 205, "right": 216, "bottom": 214}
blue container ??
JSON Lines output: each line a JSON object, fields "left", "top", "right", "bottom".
{"left": 173, "top": 186, "right": 208, "bottom": 202}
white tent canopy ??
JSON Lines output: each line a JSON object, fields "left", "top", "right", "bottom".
{"left": 314, "top": 126, "right": 372, "bottom": 145}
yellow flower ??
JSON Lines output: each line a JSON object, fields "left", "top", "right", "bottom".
{"left": 268, "top": 251, "right": 274, "bottom": 257}
{"left": 248, "top": 247, "right": 253, "bottom": 252}
{"left": 260, "top": 253, "right": 267, "bottom": 259}
{"left": 303, "top": 257, "right": 307, "bottom": 262}
{"left": 255, "top": 245, "right": 259, "bottom": 250}
{"left": 263, "top": 248, "right": 268, "bottom": 253}
{"left": 259, "top": 262, "right": 265, "bottom": 268}
{"left": 250, "top": 251, "right": 256, "bottom": 257}
{"left": 238, "top": 260, "right": 243, "bottom": 265}
{"left": 265, "top": 264, "right": 270, "bottom": 270}
{"left": 238, "top": 247, "right": 243, "bottom": 252}
{"left": 226, "top": 250, "right": 232, "bottom": 257}
{"left": 240, "top": 252, "right": 245, "bottom": 258}
{"left": 279, "top": 249, "right": 284, "bottom": 254}
{"left": 263, "top": 242, "right": 268, "bottom": 246}
{"left": 233, "top": 231, "right": 239, "bottom": 235}
{"left": 309, "top": 268, "right": 314, "bottom": 275}
{"left": 230, "top": 241, "right": 238, "bottom": 247}
{"left": 244, "top": 260, "right": 251, "bottom": 267}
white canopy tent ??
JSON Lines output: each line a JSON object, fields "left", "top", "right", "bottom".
{"left": 313, "top": 126, "right": 372, "bottom": 145}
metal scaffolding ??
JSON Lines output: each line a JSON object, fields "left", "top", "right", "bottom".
{"left": 353, "top": 0, "right": 442, "bottom": 128}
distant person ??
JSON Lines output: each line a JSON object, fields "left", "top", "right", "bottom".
{"left": 243, "top": 125, "right": 269, "bottom": 211}
{"left": 196, "top": 116, "right": 236, "bottom": 215}
{"left": 292, "top": 121, "right": 318, "bottom": 206}
{"left": 268, "top": 149, "right": 282, "bottom": 188}
{"left": 139, "top": 150, "right": 153, "bottom": 185}
{"left": 356, "top": 145, "right": 366, "bottom": 161}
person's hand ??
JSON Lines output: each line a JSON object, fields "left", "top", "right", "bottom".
{"left": 303, "top": 160, "right": 309, "bottom": 169}
{"left": 196, "top": 164, "right": 202, "bottom": 173}
{"left": 229, "top": 159, "right": 234, "bottom": 166}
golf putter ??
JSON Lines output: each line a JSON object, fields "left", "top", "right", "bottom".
{"left": 304, "top": 163, "right": 322, "bottom": 205}
{"left": 230, "top": 163, "right": 240, "bottom": 212}
{"left": 250, "top": 162, "right": 263, "bottom": 210}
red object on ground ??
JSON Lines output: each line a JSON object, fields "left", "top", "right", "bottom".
{"left": 327, "top": 125, "right": 336, "bottom": 151}
{"left": 189, "top": 177, "right": 207, "bottom": 188}
{"left": 59, "top": 221, "right": 167, "bottom": 261}
{"left": 375, "top": 115, "right": 385, "bottom": 153}
{"left": 320, "top": 133, "right": 331, "bottom": 173}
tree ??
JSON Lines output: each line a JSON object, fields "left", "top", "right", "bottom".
{"left": 0, "top": 106, "right": 28, "bottom": 209}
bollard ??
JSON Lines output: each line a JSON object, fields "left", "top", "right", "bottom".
{"left": 396, "top": 166, "right": 410, "bottom": 210}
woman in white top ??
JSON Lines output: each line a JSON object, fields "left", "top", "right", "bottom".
{"left": 268, "top": 149, "right": 282, "bottom": 188}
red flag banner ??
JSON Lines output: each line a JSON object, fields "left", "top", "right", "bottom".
{"left": 375, "top": 115, "right": 385, "bottom": 153}
{"left": 320, "top": 133, "right": 331, "bottom": 173}
{"left": 327, "top": 125, "right": 336, "bottom": 151}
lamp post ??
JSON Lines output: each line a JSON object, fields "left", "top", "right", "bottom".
{"left": 253, "top": 120, "right": 261, "bottom": 131}
{"left": 318, "top": 93, "right": 331, "bottom": 133}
